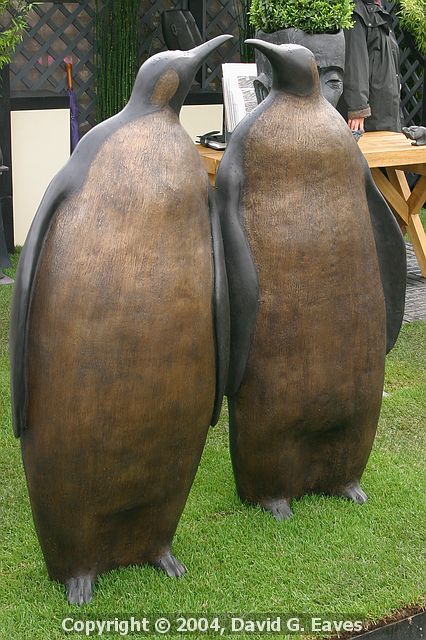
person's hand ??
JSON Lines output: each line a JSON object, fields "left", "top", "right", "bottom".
{"left": 348, "top": 117, "right": 365, "bottom": 131}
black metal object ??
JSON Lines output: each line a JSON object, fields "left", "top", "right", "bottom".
{"left": 141, "top": 0, "right": 240, "bottom": 95}
{"left": 0, "top": 65, "right": 14, "bottom": 252}
{"left": 161, "top": 10, "right": 203, "bottom": 50}
{"left": 10, "top": 91, "right": 69, "bottom": 110}
{"left": 162, "top": 8, "right": 204, "bottom": 86}
{"left": 0, "top": 144, "right": 12, "bottom": 271}
{"left": 188, "top": 0, "right": 206, "bottom": 41}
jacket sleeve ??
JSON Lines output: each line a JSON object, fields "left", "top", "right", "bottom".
{"left": 343, "top": 14, "right": 372, "bottom": 119}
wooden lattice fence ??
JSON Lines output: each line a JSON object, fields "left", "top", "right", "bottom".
{"left": 385, "top": 0, "right": 425, "bottom": 126}
{"left": 1, "top": 1, "right": 96, "bottom": 133}
{"left": 0, "top": 0, "right": 424, "bottom": 129}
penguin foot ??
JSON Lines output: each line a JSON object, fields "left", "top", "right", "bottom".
{"left": 154, "top": 550, "right": 186, "bottom": 578}
{"left": 340, "top": 482, "right": 368, "bottom": 505}
{"left": 261, "top": 498, "right": 293, "bottom": 521}
{"left": 66, "top": 575, "right": 95, "bottom": 605}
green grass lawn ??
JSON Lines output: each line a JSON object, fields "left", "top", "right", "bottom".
{"left": 0, "top": 252, "right": 425, "bottom": 640}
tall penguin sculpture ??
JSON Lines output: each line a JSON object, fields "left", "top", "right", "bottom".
{"left": 10, "top": 35, "right": 231, "bottom": 604}
{"left": 216, "top": 41, "right": 406, "bottom": 521}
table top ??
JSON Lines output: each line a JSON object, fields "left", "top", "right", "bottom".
{"left": 197, "top": 131, "right": 426, "bottom": 173}
{"left": 358, "top": 131, "right": 426, "bottom": 168}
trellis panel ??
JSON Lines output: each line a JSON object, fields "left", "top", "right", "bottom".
{"left": 203, "top": 0, "right": 241, "bottom": 88}
{"left": 140, "top": 0, "right": 182, "bottom": 59}
{"left": 385, "top": 0, "right": 425, "bottom": 126}
{"left": 1, "top": 1, "right": 96, "bottom": 133}
{"left": 2, "top": 0, "right": 424, "bottom": 129}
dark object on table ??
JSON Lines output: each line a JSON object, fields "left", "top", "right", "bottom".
{"left": 254, "top": 29, "right": 345, "bottom": 108}
{"left": 0, "top": 146, "right": 12, "bottom": 282}
{"left": 161, "top": 10, "right": 203, "bottom": 51}
{"left": 197, "top": 130, "right": 227, "bottom": 150}
{"left": 10, "top": 35, "right": 231, "bottom": 605}
{"left": 352, "top": 129, "right": 364, "bottom": 142}
{"left": 0, "top": 207, "right": 13, "bottom": 279}
{"left": 216, "top": 40, "right": 406, "bottom": 521}
{"left": 337, "top": 0, "right": 401, "bottom": 132}
{"left": 402, "top": 126, "right": 426, "bottom": 146}
{"left": 64, "top": 60, "right": 79, "bottom": 152}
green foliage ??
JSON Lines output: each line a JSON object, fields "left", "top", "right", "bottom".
{"left": 0, "top": 1, "right": 33, "bottom": 71}
{"left": 398, "top": 0, "right": 426, "bottom": 56}
{"left": 94, "top": 0, "right": 140, "bottom": 123}
{"left": 234, "top": 0, "right": 256, "bottom": 62}
{"left": 249, "top": 0, "right": 355, "bottom": 34}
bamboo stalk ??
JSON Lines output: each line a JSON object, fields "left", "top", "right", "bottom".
{"left": 94, "top": 0, "right": 140, "bottom": 123}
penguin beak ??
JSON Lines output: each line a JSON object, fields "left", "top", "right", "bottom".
{"left": 245, "top": 38, "right": 276, "bottom": 53}
{"left": 170, "top": 35, "right": 233, "bottom": 113}
{"left": 245, "top": 38, "right": 285, "bottom": 70}
{"left": 190, "top": 34, "right": 234, "bottom": 67}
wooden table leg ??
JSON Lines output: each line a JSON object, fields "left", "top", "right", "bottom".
{"left": 377, "top": 168, "right": 426, "bottom": 277}
{"left": 385, "top": 168, "right": 408, "bottom": 233}
{"left": 407, "top": 175, "right": 426, "bottom": 276}
{"left": 371, "top": 168, "right": 409, "bottom": 224}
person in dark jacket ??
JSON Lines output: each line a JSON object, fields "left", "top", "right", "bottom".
{"left": 338, "top": 0, "right": 401, "bottom": 132}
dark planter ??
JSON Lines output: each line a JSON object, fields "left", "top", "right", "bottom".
{"left": 254, "top": 28, "right": 345, "bottom": 107}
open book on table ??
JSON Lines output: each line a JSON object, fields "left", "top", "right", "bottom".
{"left": 222, "top": 63, "right": 258, "bottom": 134}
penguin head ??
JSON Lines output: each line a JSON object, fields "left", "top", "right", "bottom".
{"left": 127, "top": 35, "right": 233, "bottom": 115}
{"left": 245, "top": 40, "right": 320, "bottom": 98}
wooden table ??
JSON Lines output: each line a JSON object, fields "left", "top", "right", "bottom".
{"left": 197, "top": 131, "right": 426, "bottom": 276}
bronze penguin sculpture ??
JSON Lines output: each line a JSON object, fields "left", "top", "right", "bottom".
{"left": 216, "top": 41, "right": 406, "bottom": 520}
{"left": 9, "top": 35, "right": 231, "bottom": 604}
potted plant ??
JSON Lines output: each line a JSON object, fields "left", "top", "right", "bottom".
{"left": 249, "top": 0, "right": 354, "bottom": 106}
{"left": 398, "top": 0, "right": 426, "bottom": 57}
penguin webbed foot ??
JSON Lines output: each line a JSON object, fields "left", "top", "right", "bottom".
{"left": 66, "top": 575, "right": 95, "bottom": 605}
{"left": 339, "top": 482, "right": 368, "bottom": 505}
{"left": 154, "top": 550, "right": 186, "bottom": 578}
{"left": 261, "top": 498, "right": 293, "bottom": 521}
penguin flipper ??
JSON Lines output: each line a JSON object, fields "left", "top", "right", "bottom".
{"left": 9, "top": 170, "right": 72, "bottom": 438}
{"left": 209, "top": 188, "right": 230, "bottom": 425}
{"left": 216, "top": 155, "right": 259, "bottom": 397}
{"left": 364, "top": 162, "right": 406, "bottom": 353}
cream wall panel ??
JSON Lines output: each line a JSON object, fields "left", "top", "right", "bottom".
{"left": 11, "top": 109, "right": 70, "bottom": 246}
{"left": 180, "top": 104, "right": 223, "bottom": 142}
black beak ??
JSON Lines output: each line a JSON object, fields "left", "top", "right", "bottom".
{"left": 170, "top": 35, "right": 234, "bottom": 113}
